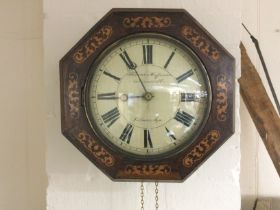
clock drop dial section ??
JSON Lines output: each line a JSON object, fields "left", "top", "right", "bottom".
{"left": 86, "top": 34, "right": 211, "bottom": 157}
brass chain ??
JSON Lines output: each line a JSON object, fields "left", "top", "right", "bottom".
{"left": 155, "top": 182, "right": 159, "bottom": 210}
{"left": 140, "top": 182, "right": 144, "bottom": 210}
{"left": 140, "top": 181, "right": 159, "bottom": 210}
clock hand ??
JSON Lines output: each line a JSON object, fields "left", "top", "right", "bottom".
{"left": 97, "top": 93, "right": 144, "bottom": 101}
{"left": 119, "top": 49, "right": 147, "bottom": 93}
{"left": 119, "top": 94, "right": 144, "bottom": 102}
{"left": 128, "top": 95, "right": 144, "bottom": 99}
{"left": 131, "top": 65, "right": 149, "bottom": 94}
{"left": 131, "top": 65, "right": 154, "bottom": 101}
{"left": 119, "top": 93, "right": 154, "bottom": 102}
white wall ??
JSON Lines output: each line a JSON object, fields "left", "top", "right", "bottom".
{"left": 257, "top": 0, "right": 280, "bottom": 197}
{"left": 0, "top": 0, "right": 47, "bottom": 210}
{"left": 44, "top": 1, "right": 241, "bottom": 210}
{"left": 240, "top": 0, "right": 280, "bottom": 209}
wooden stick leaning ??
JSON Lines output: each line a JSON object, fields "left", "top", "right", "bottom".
{"left": 239, "top": 43, "right": 280, "bottom": 177}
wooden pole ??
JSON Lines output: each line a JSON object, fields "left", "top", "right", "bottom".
{"left": 239, "top": 43, "right": 280, "bottom": 178}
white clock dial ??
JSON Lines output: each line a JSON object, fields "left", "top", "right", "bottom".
{"left": 85, "top": 33, "right": 211, "bottom": 157}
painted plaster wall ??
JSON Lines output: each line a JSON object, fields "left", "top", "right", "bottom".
{"left": 256, "top": 0, "right": 280, "bottom": 197}
{"left": 0, "top": 1, "right": 46, "bottom": 210}
{"left": 44, "top": 1, "right": 241, "bottom": 210}
{"left": 240, "top": 0, "right": 280, "bottom": 209}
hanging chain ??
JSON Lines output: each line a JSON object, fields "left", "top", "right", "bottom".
{"left": 140, "top": 181, "right": 159, "bottom": 210}
{"left": 140, "top": 182, "right": 144, "bottom": 210}
{"left": 155, "top": 181, "right": 159, "bottom": 210}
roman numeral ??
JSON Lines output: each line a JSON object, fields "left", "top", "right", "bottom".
{"left": 103, "top": 71, "right": 120, "bottom": 81}
{"left": 165, "top": 127, "right": 176, "bottom": 140}
{"left": 181, "top": 93, "right": 195, "bottom": 102}
{"left": 119, "top": 123, "right": 134, "bottom": 144}
{"left": 144, "top": 129, "right": 153, "bottom": 148}
{"left": 97, "top": 92, "right": 117, "bottom": 100}
{"left": 119, "top": 50, "right": 137, "bottom": 69}
{"left": 143, "top": 45, "right": 153, "bottom": 64}
{"left": 174, "top": 111, "right": 195, "bottom": 127}
{"left": 176, "top": 70, "right": 194, "bottom": 83}
{"left": 101, "top": 107, "right": 120, "bottom": 127}
{"left": 181, "top": 92, "right": 208, "bottom": 102}
{"left": 164, "top": 51, "right": 175, "bottom": 68}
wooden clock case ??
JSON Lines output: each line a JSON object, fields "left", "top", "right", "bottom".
{"left": 59, "top": 8, "right": 235, "bottom": 181}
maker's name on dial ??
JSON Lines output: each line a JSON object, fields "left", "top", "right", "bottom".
{"left": 134, "top": 117, "right": 163, "bottom": 122}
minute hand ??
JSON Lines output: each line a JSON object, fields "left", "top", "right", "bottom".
{"left": 132, "top": 66, "right": 149, "bottom": 94}
{"left": 120, "top": 51, "right": 149, "bottom": 94}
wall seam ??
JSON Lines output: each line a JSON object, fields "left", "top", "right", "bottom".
{"left": 255, "top": 0, "right": 261, "bottom": 200}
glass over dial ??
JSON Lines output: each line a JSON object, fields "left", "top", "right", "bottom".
{"left": 85, "top": 33, "right": 211, "bottom": 157}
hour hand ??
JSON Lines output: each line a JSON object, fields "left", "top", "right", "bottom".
{"left": 120, "top": 94, "right": 144, "bottom": 102}
{"left": 97, "top": 93, "right": 145, "bottom": 101}
{"left": 122, "top": 93, "right": 154, "bottom": 102}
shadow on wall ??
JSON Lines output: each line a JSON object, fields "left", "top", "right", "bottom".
{"left": 255, "top": 198, "right": 280, "bottom": 210}
{"left": 242, "top": 197, "right": 280, "bottom": 210}
{"left": 242, "top": 196, "right": 257, "bottom": 210}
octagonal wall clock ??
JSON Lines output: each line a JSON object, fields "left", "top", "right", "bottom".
{"left": 60, "top": 8, "right": 235, "bottom": 181}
